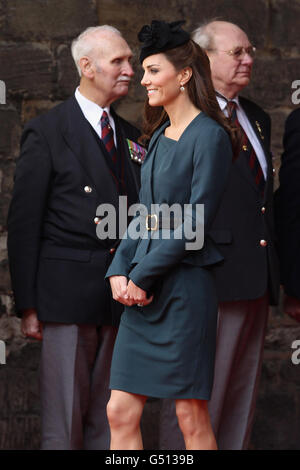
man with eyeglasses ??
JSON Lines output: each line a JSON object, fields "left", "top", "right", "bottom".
{"left": 158, "top": 20, "right": 279, "bottom": 450}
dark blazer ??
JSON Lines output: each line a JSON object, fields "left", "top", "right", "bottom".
{"left": 106, "top": 113, "right": 233, "bottom": 292}
{"left": 274, "top": 108, "right": 300, "bottom": 299}
{"left": 209, "top": 96, "right": 280, "bottom": 305}
{"left": 7, "top": 96, "right": 140, "bottom": 325}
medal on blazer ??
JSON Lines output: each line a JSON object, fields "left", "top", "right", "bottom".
{"left": 126, "top": 139, "right": 147, "bottom": 164}
{"left": 255, "top": 121, "right": 265, "bottom": 140}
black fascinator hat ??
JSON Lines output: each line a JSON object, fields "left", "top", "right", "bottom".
{"left": 138, "top": 20, "right": 190, "bottom": 63}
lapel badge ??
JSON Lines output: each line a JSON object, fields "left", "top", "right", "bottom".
{"left": 126, "top": 139, "right": 147, "bottom": 165}
{"left": 255, "top": 121, "right": 265, "bottom": 140}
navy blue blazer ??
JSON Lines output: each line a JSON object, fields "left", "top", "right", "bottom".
{"left": 209, "top": 96, "right": 279, "bottom": 305}
{"left": 7, "top": 96, "right": 141, "bottom": 325}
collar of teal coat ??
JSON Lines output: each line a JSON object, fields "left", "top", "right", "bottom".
{"left": 147, "top": 120, "right": 170, "bottom": 156}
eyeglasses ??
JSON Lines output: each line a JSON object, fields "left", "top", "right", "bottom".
{"left": 211, "top": 46, "right": 256, "bottom": 60}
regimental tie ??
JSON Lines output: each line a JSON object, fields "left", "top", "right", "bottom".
{"left": 227, "top": 101, "right": 265, "bottom": 196}
{"left": 101, "top": 110, "right": 117, "bottom": 164}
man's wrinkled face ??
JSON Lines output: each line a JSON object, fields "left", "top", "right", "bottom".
{"left": 207, "top": 25, "right": 254, "bottom": 97}
{"left": 91, "top": 34, "right": 134, "bottom": 104}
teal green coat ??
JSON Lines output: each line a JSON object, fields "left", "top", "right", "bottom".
{"left": 106, "top": 112, "right": 233, "bottom": 291}
{"left": 106, "top": 112, "right": 233, "bottom": 399}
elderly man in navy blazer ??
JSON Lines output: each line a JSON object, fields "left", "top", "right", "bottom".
{"left": 159, "top": 20, "right": 279, "bottom": 450}
{"left": 7, "top": 25, "right": 141, "bottom": 449}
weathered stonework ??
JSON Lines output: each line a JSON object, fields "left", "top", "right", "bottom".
{"left": 56, "top": 45, "right": 80, "bottom": 99}
{"left": 2, "top": 0, "right": 98, "bottom": 41}
{"left": 0, "top": 0, "right": 300, "bottom": 450}
{"left": 0, "top": 106, "right": 21, "bottom": 158}
{"left": 0, "top": 43, "right": 55, "bottom": 99}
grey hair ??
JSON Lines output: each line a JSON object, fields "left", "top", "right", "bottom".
{"left": 192, "top": 18, "right": 224, "bottom": 51}
{"left": 71, "top": 25, "right": 122, "bottom": 76}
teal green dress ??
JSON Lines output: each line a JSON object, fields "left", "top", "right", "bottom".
{"left": 106, "top": 113, "right": 233, "bottom": 399}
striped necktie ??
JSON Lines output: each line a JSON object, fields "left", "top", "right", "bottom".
{"left": 227, "top": 101, "right": 265, "bottom": 195}
{"left": 101, "top": 111, "right": 117, "bottom": 163}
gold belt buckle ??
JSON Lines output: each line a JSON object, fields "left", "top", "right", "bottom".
{"left": 146, "top": 214, "right": 158, "bottom": 231}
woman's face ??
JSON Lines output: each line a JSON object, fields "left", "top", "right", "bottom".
{"left": 141, "top": 53, "right": 183, "bottom": 107}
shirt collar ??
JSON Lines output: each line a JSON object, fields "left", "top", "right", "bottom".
{"left": 75, "top": 86, "right": 113, "bottom": 127}
{"left": 215, "top": 91, "right": 240, "bottom": 112}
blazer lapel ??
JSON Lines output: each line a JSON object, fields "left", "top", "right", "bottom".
{"left": 237, "top": 98, "right": 270, "bottom": 199}
{"left": 62, "top": 97, "right": 119, "bottom": 206}
{"left": 240, "top": 97, "right": 270, "bottom": 157}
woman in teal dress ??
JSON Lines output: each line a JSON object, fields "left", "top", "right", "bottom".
{"left": 105, "top": 20, "right": 237, "bottom": 450}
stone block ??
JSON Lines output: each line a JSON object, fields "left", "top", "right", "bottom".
{"left": 0, "top": 257, "right": 11, "bottom": 293}
{"left": 245, "top": 57, "right": 300, "bottom": 109}
{"left": 0, "top": 232, "right": 7, "bottom": 262}
{"left": 261, "top": 358, "right": 280, "bottom": 381}
{"left": 5, "top": 0, "right": 97, "bottom": 41}
{"left": 267, "top": 108, "right": 290, "bottom": 158}
{"left": 0, "top": 106, "right": 21, "bottom": 158}
{"left": 0, "top": 415, "right": 40, "bottom": 449}
{"left": 1, "top": 159, "right": 15, "bottom": 194}
{"left": 251, "top": 388, "right": 299, "bottom": 449}
{"left": 0, "top": 191, "right": 12, "bottom": 224}
{"left": 0, "top": 43, "right": 54, "bottom": 99}
{"left": 0, "top": 294, "right": 15, "bottom": 316}
{"left": 56, "top": 45, "right": 80, "bottom": 99}
{"left": 97, "top": 0, "right": 268, "bottom": 48}
{"left": 21, "top": 100, "right": 62, "bottom": 125}
{"left": 7, "top": 341, "right": 41, "bottom": 371}
{"left": 265, "top": 324, "right": 300, "bottom": 351}
{"left": 0, "top": 315, "right": 22, "bottom": 345}
{"left": 7, "top": 369, "right": 39, "bottom": 414}
{"left": 269, "top": 0, "right": 300, "bottom": 50}
{"left": 0, "top": 342, "right": 41, "bottom": 449}
{"left": 114, "top": 98, "right": 144, "bottom": 129}
{"left": 280, "top": 355, "right": 300, "bottom": 385}
{"left": 0, "top": 3, "right": 5, "bottom": 42}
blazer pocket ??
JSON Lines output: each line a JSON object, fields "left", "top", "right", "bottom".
{"left": 208, "top": 229, "right": 232, "bottom": 244}
{"left": 41, "top": 245, "right": 92, "bottom": 262}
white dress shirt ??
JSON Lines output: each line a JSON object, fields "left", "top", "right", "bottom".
{"left": 217, "top": 94, "right": 267, "bottom": 180}
{"left": 75, "top": 87, "right": 117, "bottom": 147}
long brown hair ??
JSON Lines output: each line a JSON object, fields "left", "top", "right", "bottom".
{"left": 139, "top": 39, "right": 239, "bottom": 155}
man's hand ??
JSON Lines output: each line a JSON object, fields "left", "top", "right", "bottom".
{"left": 21, "top": 309, "right": 43, "bottom": 340}
{"left": 284, "top": 295, "right": 300, "bottom": 323}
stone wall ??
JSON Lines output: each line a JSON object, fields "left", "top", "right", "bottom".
{"left": 0, "top": 0, "right": 300, "bottom": 450}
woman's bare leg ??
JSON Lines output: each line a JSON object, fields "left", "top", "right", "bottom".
{"left": 107, "top": 390, "right": 147, "bottom": 450}
{"left": 175, "top": 399, "right": 217, "bottom": 450}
